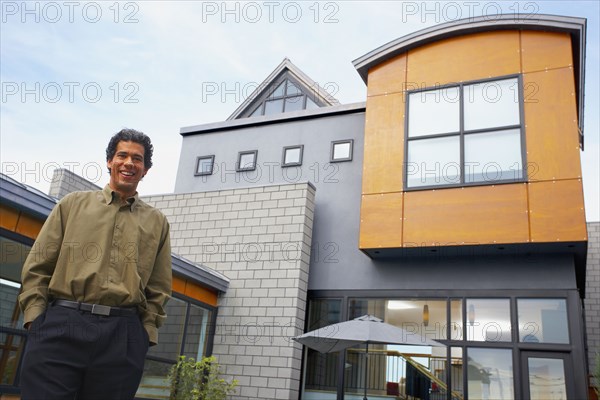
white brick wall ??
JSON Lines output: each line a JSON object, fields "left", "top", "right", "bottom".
{"left": 49, "top": 168, "right": 101, "bottom": 199}
{"left": 586, "top": 221, "right": 600, "bottom": 387}
{"left": 144, "top": 182, "right": 315, "bottom": 400}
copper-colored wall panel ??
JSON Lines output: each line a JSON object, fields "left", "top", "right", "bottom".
{"left": 0, "top": 205, "right": 20, "bottom": 232}
{"left": 173, "top": 275, "right": 218, "bottom": 306}
{"left": 362, "top": 93, "right": 405, "bottom": 194}
{"left": 529, "top": 180, "right": 587, "bottom": 242}
{"left": 406, "top": 31, "right": 520, "bottom": 87}
{"left": 172, "top": 275, "right": 187, "bottom": 294}
{"left": 359, "top": 193, "right": 403, "bottom": 249}
{"left": 185, "top": 281, "right": 218, "bottom": 307}
{"left": 403, "top": 184, "right": 529, "bottom": 245}
{"left": 524, "top": 68, "right": 581, "bottom": 181}
{"left": 15, "top": 213, "right": 43, "bottom": 239}
{"left": 367, "top": 53, "right": 407, "bottom": 97}
{"left": 361, "top": 28, "right": 584, "bottom": 250}
{"left": 521, "top": 31, "right": 572, "bottom": 73}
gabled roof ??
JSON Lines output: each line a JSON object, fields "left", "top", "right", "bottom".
{"left": 353, "top": 14, "right": 587, "bottom": 148}
{"left": 227, "top": 58, "right": 340, "bottom": 120}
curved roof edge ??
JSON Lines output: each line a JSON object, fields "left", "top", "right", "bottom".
{"left": 353, "top": 14, "right": 587, "bottom": 145}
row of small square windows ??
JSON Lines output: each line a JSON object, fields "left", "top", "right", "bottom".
{"left": 194, "top": 139, "right": 353, "bottom": 176}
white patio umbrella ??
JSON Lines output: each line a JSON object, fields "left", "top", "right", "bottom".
{"left": 293, "top": 314, "right": 444, "bottom": 400}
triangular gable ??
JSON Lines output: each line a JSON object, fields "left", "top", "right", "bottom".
{"left": 227, "top": 58, "right": 340, "bottom": 120}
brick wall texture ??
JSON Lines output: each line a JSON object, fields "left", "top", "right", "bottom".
{"left": 49, "top": 168, "right": 101, "bottom": 199}
{"left": 586, "top": 221, "right": 600, "bottom": 387}
{"left": 143, "top": 182, "right": 315, "bottom": 400}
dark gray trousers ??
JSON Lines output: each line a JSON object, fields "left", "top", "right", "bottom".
{"left": 19, "top": 303, "right": 149, "bottom": 400}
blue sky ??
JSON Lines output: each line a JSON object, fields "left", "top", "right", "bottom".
{"left": 1, "top": 1, "right": 598, "bottom": 220}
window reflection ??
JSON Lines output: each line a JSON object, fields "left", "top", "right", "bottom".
{"left": 0, "top": 332, "right": 25, "bottom": 385}
{"left": 406, "top": 76, "right": 524, "bottom": 188}
{"left": 464, "top": 129, "right": 523, "bottom": 183}
{"left": 147, "top": 297, "right": 187, "bottom": 361}
{"left": 408, "top": 87, "right": 460, "bottom": 137}
{"left": 528, "top": 358, "right": 567, "bottom": 399}
{"left": 407, "top": 136, "right": 460, "bottom": 187}
{"left": 283, "top": 146, "right": 303, "bottom": 167}
{"left": 464, "top": 78, "right": 520, "bottom": 130}
{"left": 304, "top": 299, "right": 341, "bottom": 397}
{"left": 518, "top": 299, "right": 569, "bottom": 344}
{"left": 343, "top": 299, "right": 447, "bottom": 400}
{"left": 264, "top": 99, "right": 284, "bottom": 115}
{"left": 466, "top": 299, "right": 511, "bottom": 342}
{"left": 331, "top": 140, "right": 353, "bottom": 162}
{"left": 248, "top": 78, "right": 318, "bottom": 117}
{"left": 450, "top": 299, "right": 463, "bottom": 341}
{"left": 183, "top": 304, "right": 212, "bottom": 360}
{"left": 467, "top": 348, "right": 514, "bottom": 400}
{"left": 136, "top": 297, "right": 214, "bottom": 400}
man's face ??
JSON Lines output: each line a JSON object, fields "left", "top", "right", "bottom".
{"left": 107, "top": 141, "right": 149, "bottom": 198}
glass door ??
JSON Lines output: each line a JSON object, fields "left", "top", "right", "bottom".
{"left": 521, "top": 352, "right": 574, "bottom": 400}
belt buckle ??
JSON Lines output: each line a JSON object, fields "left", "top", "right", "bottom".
{"left": 91, "top": 304, "right": 111, "bottom": 316}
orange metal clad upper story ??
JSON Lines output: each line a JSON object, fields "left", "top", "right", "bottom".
{"left": 354, "top": 15, "right": 587, "bottom": 252}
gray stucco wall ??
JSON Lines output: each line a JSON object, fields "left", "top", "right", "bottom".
{"left": 175, "top": 109, "right": 582, "bottom": 293}
{"left": 175, "top": 109, "right": 372, "bottom": 291}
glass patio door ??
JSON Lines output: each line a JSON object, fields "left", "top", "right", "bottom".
{"left": 521, "top": 352, "right": 574, "bottom": 400}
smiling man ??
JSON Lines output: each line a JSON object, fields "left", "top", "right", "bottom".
{"left": 18, "top": 129, "right": 172, "bottom": 400}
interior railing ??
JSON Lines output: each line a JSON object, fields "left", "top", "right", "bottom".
{"left": 306, "top": 347, "right": 464, "bottom": 400}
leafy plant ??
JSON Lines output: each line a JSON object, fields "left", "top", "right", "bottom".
{"left": 168, "top": 355, "right": 237, "bottom": 400}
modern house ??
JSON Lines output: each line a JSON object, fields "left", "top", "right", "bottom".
{"left": 165, "top": 13, "right": 594, "bottom": 400}
{"left": 1, "top": 13, "right": 598, "bottom": 400}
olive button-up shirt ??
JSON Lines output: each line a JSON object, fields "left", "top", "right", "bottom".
{"left": 19, "top": 185, "right": 172, "bottom": 345}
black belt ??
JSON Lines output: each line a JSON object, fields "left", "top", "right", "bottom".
{"left": 53, "top": 299, "right": 138, "bottom": 317}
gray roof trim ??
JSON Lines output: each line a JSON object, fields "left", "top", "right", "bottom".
{"left": 172, "top": 254, "right": 230, "bottom": 293}
{"left": 0, "top": 174, "right": 229, "bottom": 293}
{"left": 0, "top": 173, "right": 58, "bottom": 219}
{"left": 353, "top": 14, "right": 587, "bottom": 146}
{"left": 227, "top": 57, "right": 341, "bottom": 120}
{"left": 182, "top": 101, "right": 366, "bottom": 136}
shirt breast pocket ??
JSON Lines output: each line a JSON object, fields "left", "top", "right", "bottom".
{"left": 129, "top": 226, "right": 161, "bottom": 277}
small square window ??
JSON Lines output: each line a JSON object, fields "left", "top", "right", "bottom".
{"left": 194, "top": 155, "right": 215, "bottom": 176}
{"left": 282, "top": 145, "right": 304, "bottom": 167}
{"left": 330, "top": 140, "right": 353, "bottom": 162}
{"left": 237, "top": 150, "right": 258, "bottom": 172}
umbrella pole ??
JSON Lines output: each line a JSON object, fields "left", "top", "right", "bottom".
{"left": 363, "top": 343, "right": 368, "bottom": 400}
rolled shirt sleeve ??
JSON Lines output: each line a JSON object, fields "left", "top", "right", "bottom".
{"left": 141, "top": 216, "right": 172, "bottom": 346}
{"left": 18, "top": 196, "right": 68, "bottom": 326}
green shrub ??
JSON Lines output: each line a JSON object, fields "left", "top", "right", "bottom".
{"left": 168, "top": 355, "right": 237, "bottom": 400}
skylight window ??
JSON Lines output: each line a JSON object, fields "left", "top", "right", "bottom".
{"left": 249, "top": 78, "right": 317, "bottom": 117}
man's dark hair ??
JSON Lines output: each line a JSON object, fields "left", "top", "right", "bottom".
{"left": 106, "top": 128, "right": 154, "bottom": 171}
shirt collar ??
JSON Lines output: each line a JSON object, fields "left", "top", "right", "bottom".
{"left": 102, "top": 184, "right": 139, "bottom": 211}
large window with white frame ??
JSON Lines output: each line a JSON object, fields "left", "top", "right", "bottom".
{"left": 405, "top": 76, "right": 525, "bottom": 189}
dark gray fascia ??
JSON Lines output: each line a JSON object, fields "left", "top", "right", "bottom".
{"left": 181, "top": 102, "right": 366, "bottom": 136}
{"left": 0, "top": 173, "right": 58, "bottom": 219}
{"left": 171, "top": 253, "right": 230, "bottom": 293}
